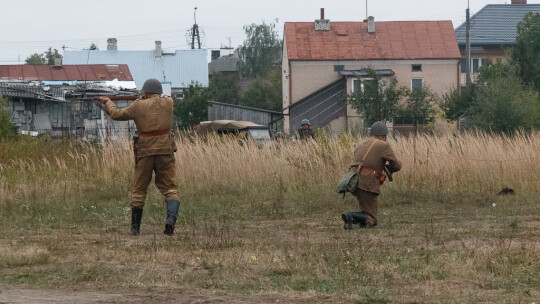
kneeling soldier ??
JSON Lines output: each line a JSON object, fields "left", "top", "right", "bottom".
{"left": 342, "top": 121, "right": 401, "bottom": 229}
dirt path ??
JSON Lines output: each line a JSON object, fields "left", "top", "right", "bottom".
{"left": 0, "top": 285, "right": 340, "bottom": 304}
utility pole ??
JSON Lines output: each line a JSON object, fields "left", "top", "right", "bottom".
{"left": 465, "top": 0, "right": 471, "bottom": 86}
{"left": 366, "top": 0, "right": 368, "bottom": 20}
{"left": 191, "top": 7, "right": 201, "bottom": 49}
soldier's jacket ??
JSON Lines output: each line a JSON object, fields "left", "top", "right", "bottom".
{"left": 350, "top": 138, "right": 401, "bottom": 194}
{"left": 105, "top": 94, "right": 176, "bottom": 158}
{"left": 297, "top": 128, "right": 314, "bottom": 140}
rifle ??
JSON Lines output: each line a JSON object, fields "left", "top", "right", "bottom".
{"left": 383, "top": 166, "right": 393, "bottom": 182}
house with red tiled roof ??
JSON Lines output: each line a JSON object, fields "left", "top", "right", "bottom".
{"left": 282, "top": 10, "right": 461, "bottom": 134}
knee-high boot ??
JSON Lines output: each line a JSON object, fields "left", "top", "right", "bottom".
{"left": 131, "top": 207, "right": 143, "bottom": 236}
{"left": 164, "top": 200, "right": 180, "bottom": 235}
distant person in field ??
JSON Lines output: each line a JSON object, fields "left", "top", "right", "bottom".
{"left": 97, "top": 78, "right": 180, "bottom": 236}
{"left": 296, "top": 119, "right": 315, "bottom": 140}
{"left": 342, "top": 121, "right": 401, "bottom": 229}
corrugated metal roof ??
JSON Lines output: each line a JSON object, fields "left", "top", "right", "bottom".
{"left": 0, "top": 83, "right": 65, "bottom": 101}
{"left": 285, "top": 21, "right": 461, "bottom": 61}
{"left": 63, "top": 49, "right": 209, "bottom": 88}
{"left": 455, "top": 4, "right": 540, "bottom": 46}
{"left": 0, "top": 64, "right": 133, "bottom": 81}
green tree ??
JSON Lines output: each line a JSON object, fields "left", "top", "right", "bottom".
{"left": 239, "top": 69, "right": 282, "bottom": 111}
{"left": 0, "top": 98, "right": 17, "bottom": 141}
{"left": 88, "top": 43, "right": 99, "bottom": 50}
{"left": 238, "top": 20, "right": 282, "bottom": 78}
{"left": 440, "top": 84, "right": 478, "bottom": 121}
{"left": 173, "top": 82, "right": 211, "bottom": 129}
{"left": 44, "top": 47, "right": 62, "bottom": 65}
{"left": 347, "top": 68, "right": 404, "bottom": 126}
{"left": 25, "top": 47, "right": 62, "bottom": 65}
{"left": 510, "top": 12, "right": 540, "bottom": 92}
{"left": 467, "top": 74, "right": 540, "bottom": 133}
{"left": 208, "top": 72, "right": 240, "bottom": 104}
{"left": 441, "top": 59, "right": 540, "bottom": 133}
{"left": 25, "top": 53, "right": 47, "bottom": 65}
{"left": 399, "top": 84, "right": 438, "bottom": 135}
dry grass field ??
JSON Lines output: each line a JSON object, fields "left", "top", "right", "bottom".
{"left": 1, "top": 132, "right": 539, "bottom": 303}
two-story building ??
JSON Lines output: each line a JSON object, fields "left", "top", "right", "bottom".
{"left": 282, "top": 10, "right": 461, "bottom": 134}
{"left": 454, "top": 0, "right": 540, "bottom": 85}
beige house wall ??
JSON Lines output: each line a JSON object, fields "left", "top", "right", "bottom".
{"left": 282, "top": 58, "right": 459, "bottom": 132}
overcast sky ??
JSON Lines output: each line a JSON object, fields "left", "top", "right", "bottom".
{"left": 1, "top": 0, "right": 538, "bottom": 64}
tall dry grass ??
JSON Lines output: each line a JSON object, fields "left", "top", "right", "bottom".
{"left": 1, "top": 131, "right": 539, "bottom": 205}
{"left": 1, "top": 132, "right": 540, "bottom": 302}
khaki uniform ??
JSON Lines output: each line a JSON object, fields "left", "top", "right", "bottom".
{"left": 350, "top": 138, "right": 401, "bottom": 226}
{"left": 297, "top": 128, "right": 314, "bottom": 140}
{"left": 105, "top": 94, "right": 179, "bottom": 208}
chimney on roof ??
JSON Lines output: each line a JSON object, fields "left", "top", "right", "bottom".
{"left": 211, "top": 50, "right": 221, "bottom": 61}
{"left": 511, "top": 0, "right": 527, "bottom": 4}
{"left": 315, "top": 8, "right": 330, "bottom": 31}
{"left": 367, "top": 16, "right": 375, "bottom": 33}
{"left": 107, "top": 38, "right": 117, "bottom": 51}
{"left": 54, "top": 57, "right": 62, "bottom": 67}
{"left": 155, "top": 41, "right": 162, "bottom": 57}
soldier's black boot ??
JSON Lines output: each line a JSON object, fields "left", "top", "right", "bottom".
{"left": 164, "top": 200, "right": 180, "bottom": 236}
{"left": 131, "top": 207, "right": 143, "bottom": 236}
{"left": 350, "top": 212, "right": 369, "bottom": 228}
{"left": 341, "top": 212, "right": 354, "bottom": 230}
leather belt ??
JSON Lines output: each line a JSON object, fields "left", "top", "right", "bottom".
{"left": 139, "top": 129, "right": 170, "bottom": 138}
{"left": 360, "top": 167, "right": 382, "bottom": 178}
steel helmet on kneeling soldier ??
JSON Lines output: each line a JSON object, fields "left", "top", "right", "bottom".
{"left": 142, "top": 78, "right": 163, "bottom": 94}
{"left": 301, "top": 119, "right": 310, "bottom": 126}
{"left": 369, "top": 121, "right": 388, "bottom": 136}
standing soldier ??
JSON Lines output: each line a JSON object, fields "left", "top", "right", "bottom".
{"left": 97, "top": 78, "right": 180, "bottom": 236}
{"left": 342, "top": 121, "right": 401, "bottom": 229}
{"left": 297, "top": 119, "right": 315, "bottom": 140}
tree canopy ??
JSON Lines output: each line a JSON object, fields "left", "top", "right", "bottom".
{"left": 208, "top": 72, "right": 240, "bottom": 104}
{"left": 510, "top": 12, "right": 540, "bottom": 92}
{"left": 173, "top": 82, "right": 212, "bottom": 129}
{"left": 238, "top": 20, "right": 282, "bottom": 78}
{"left": 347, "top": 68, "right": 404, "bottom": 126}
{"left": 25, "top": 47, "right": 62, "bottom": 65}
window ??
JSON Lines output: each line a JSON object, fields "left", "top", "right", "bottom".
{"left": 472, "top": 58, "right": 482, "bottom": 73}
{"left": 334, "top": 65, "right": 344, "bottom": 72}
{"left": 412, "top": 64, "right": 422, "bottom": 72}
{"left": 460, "top": 58, "right": 484, "bottom": 73}
{"left": 411, "top": 78, "right": 423, "bottom": 91}
{"left": 352, "top": 78, "right": 375, "bottom": 93}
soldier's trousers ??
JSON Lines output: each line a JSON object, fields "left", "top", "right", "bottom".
{"left": 353, "top": 188, "right": 379, "bottom": 227}
{"left": 131, "top": 154, "right": 180, "bottom": 208}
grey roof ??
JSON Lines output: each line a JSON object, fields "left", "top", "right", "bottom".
{"left": 455, "top": 4, "right": 540, "bottom": 46}
{"left": 208, "top": 54, "right": 239, "bottom": 74}
{"left": 0, "top": 83, "right": 65, "bottom": 101}
{"left": 63, "top": 49, "right": 208, "bottom": 88}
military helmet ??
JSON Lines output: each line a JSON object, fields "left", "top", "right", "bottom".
{"left": 142, "top": 78, "right": 163, "bottom": 94}
{"left": 369, "top": 121, "right": 388, "bottom": 136}
{"left": 275, "top": 131, "right": 284, "bottom": 137}
{"left": 301, "top": 119, "right": 310, "bottom": 126}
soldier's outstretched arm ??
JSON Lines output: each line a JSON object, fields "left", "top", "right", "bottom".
{"left": 98, "top": 97, "right": 137, "bottom": 121}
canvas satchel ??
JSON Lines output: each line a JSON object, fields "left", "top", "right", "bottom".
{"left": 335, "top": 139, "right": 378, "bottom": 195}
